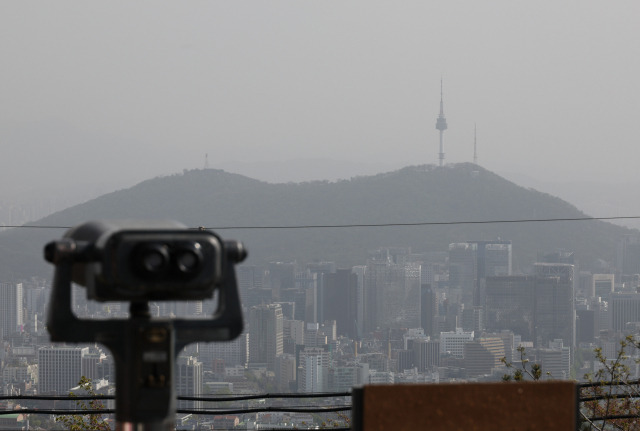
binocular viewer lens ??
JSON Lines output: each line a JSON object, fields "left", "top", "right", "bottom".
{"left": 137, "top": 244, "right": 169, "bottom": 275}
{"left": 133, "top": 242, "right": 204, "bottom": 281}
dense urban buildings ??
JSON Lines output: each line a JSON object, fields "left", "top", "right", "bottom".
{"left": 4, "top": 233, "right": 640, "bottom": 430}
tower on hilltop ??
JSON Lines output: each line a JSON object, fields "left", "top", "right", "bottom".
{"left": 473, "top": 124, "right": 478, "bottom": 165}
{"left": 435, "top": 79, "right": 448, "bottom": 167}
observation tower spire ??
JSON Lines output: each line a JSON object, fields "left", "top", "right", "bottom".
{"left": 435, "top": 79, "right": 448, "bottom": 167}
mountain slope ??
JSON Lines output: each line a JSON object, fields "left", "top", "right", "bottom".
{"left": 0, "top": 164, "right": 632, "bottom": 281}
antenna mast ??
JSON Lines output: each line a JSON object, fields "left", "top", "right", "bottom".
{"left": 473, "top": 124, "right": 478, "bottom": 165}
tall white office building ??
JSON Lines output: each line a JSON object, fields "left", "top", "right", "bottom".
{"left": 298, "top": 347, "right": 329, "bottom": 393}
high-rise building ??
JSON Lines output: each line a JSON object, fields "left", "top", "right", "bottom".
{"left": 199, "top": 331, "right": 249, "bottom": 368}
{"left": 536, "top": 339, "right": 571, "bottom": 380}
{"left": 352, "top": 266, "right": 366, "bottom": 339}
{"left": 618, "top": 235, "right": 640, "bottom": 275}
{"left": 411, "top": 339, "right": 440, "bottom": 371}
{"left": 534, "top": 263, "right": 575, "bottom": 348}
{"left": 298, "top": 347, "right": 329, "bottom": 393}
{"left": 323, "top": 269, "right": 358, "bottom": 338}
{"left": 0, "top": 283, "right": 23, "bottom": 337}
{"left": 461, "top": 306, "right": 484, "bottom": 333}
{"left": 176, "top": 356, "right": 203, "bottom": 410}
{"left": 610, "top": 293, "right": 640, "bottom": 332}
{"left": 289, "top": 269, "right": 317, "bottom": 323}
{"left": 38, "top": 346, "right": 88, "bottom": 394}
{"left": 365, "top": 259, "right": 421, "bottom": 331}
{"left": 274, "top": 354, "right": 297, "bottom": 392}
{"left": 304, "top": 323, "right": 327, "bottom": 348}
{"left": 421, "top": 284, "right": 437, "bottom": 337}
{"left": 463, "top": 337, "right": 505, "bottom": 377}
{"left": 283, "top": 319, "right": 305, "bottom": 346}
{"left": 485, "top": 276, "right": 536, "bottom": 341}
{"left": 593, "top": 274, "right": 615, "bottom": 301}
{"left": 485, "top": 264, "right": 575, "bottom": 348}
{"left": 329, "top": 363, "right": 359, "bottom": 392}
{"left": 307, "top": 262, "right": 336, "bottom": 324}
{"left": 576, "top": 309, "right": 597, "bottom": 344}
{"left": 448, "top": 241, "right": 512, "bottom": 308}
{"left": 248, "top": 304, "right": 283, "bottom": 370}
{"left": 81, "top": 349, "right": 107, "bottom": 382}
{"left": 448, "top": 243, "right": 477, "bottom": 305}
{"left": 268, "top": 262, "right": 296, "bottom": 302}
{"left": 440, "top": 328, "right": 474, "bottom": 358}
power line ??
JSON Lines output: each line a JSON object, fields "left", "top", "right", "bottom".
{"left": 2, "top": 215, "right": 640, "bottom": 232}
{"left": 202, "top": 215, "right": 640, "bottom": 230}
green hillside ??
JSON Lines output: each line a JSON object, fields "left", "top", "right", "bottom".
{"left": 0, "top": 163, "right": 632, "bottom": 281}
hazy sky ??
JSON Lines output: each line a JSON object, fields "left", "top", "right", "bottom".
{"left": 1, "top": 1, "right": 639, "bottom": 201}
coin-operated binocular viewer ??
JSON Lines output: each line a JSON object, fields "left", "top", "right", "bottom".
{"left": 44, "top": 220, "right": 246, "bottom": 431}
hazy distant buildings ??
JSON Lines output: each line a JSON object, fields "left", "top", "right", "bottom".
{"left": 534, "top": 263, "right": 575, "bottom": 348}
{"left": 307, "top": 262, "right": 336, "bottom": 324}
{"left": 0, "top": 283, "right": 23, "bottom": 338}
{"left": 38, "top": 346, "right": 88, "bottom": 394}
{"left": 537, "top": 339, "right": 571, "bottom": 380}
{"left": 352, "top": 266, "right": 366, "bottom": 339}
{"left": 275, "top": 353, "right": 297, "bottom": 392}
{"left": 610, "top": 293, "right": 640, "bottom": 332}
{"left": 199, "top": 332, "right": 249, "bottom": 368}
{"left": 448, "top": 241, "right": 512, "bottom": 307}
{"left": 421, "top": 284, "right": 437, "bottom": 337}
{"left": 298, "top": 347, "right": 329, "bottom": 393}
{"left": 464, "top": 337, "right": 505, "bottom": 377}
{"left": 485, "top": 276, "right": 536, "bottom": 341}
{"left": 176, "top": 356, "right": 203, "bottom": 410}
{"left": 411, "top": 339, "right": 440, "bottom": 371}
{"left": 248, "top": 304, "right": 283, "bottom": 370}
{"left": 485, "top": 263, "right": 574, "bottom": 348}
{"left": 448, "top": 243, "right": 477, "bottom": 304}
{"left": 363, "top": 255, "right": 422, "bottom": 331}
{"left": 268, "top": 262, "right": 296, "bottom": 302}
{"left": 323, "top": 269, "right": 358, "bottom": 338}
{"left": 593, "top": 274, "right": 615, "bottom": 301}
{"left": 440, "top": 329, "right": 474, "bottom": 358}
{"left": 618, "top": 235, "right": 640, "bottom": 275}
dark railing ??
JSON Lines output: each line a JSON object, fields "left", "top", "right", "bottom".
{"left": 0, "top": 391, "right": 352, "bottom": 426}
{"left": 5, "top": 382, "right": 640, "bottom": 428}
{"left": 579, "top": 380, "right": 640, "bottom": 425}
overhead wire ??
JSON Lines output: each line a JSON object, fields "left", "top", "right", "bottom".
{"left": 1, "top": 215, "right": 639, "bottom": 231}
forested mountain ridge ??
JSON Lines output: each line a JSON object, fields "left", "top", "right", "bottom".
{"left": 0, "top": 163, "right": 632, "bottom": 281}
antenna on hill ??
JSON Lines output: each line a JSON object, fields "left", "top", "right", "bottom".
{"left": 473, "top": 124, "right": 478, "bottom": 165}
{"left": 204, "top": 153, "right": 210, "bottom": 170}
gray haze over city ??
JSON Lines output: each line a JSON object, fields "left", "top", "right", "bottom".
{"left": 5, "top": 4, "right": 640, "bottom": 428}
{"left": 1, "top": 1, "right": 639, "bottom": 227}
